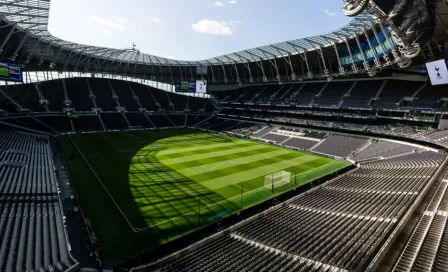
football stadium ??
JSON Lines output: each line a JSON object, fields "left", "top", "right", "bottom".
{"left": 0, "top": 0, "right": 448, "bottom": 272}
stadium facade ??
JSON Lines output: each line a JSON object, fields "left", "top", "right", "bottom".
{"left": 0, "top": 0, "right": 446, "bottom": 85}
{"left": 0, "top": 1, "right": 448, "bottom": 272}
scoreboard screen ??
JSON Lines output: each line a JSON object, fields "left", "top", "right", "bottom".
{"left": 0, "top": 62, "right": 23, "bottom": 82}
{"left": 175, "top": 80, "right": 207, "bottom": 93}
{"left": 176, "top": 81, "right": 195, "bottom": 92}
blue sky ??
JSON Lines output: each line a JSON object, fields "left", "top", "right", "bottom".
{"left": 48, "top": 0, "right": 351, "bottom": 61}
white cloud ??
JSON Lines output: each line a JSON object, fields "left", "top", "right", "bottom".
{"left": 324, "top": 9, "right": 336, "bottom": 17}
{"left": 91, "top": 16, "right": 126, "bottom": 32}
{"left": 164, "top": 54, "right": 175, "bottom": 59}
{"left": 112, "top": 16, "right": 128, "bottom": 23}
{"left": 228, "top": 0, "right": 237, "bottom": 4}
{"left": 229, "top": 20, "right": 242, "bottom": 25}
{"left": 214, "top": 1, "right": 224, "bottom": 7}
{"left": 96, "top": 28, "right": 113, "bottom": 35}
{"left": 150, "top": 17, "right": 161, "bottom": 24}
{"left": 192, "top": 19, "right": 234, "bottom": 35}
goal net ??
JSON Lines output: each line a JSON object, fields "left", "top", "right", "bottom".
{"left": 264, "top": 171, "right": 291, "bottom": 189}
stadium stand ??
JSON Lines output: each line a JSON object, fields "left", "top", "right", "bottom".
{"left": 214, "top": 79, "right": 448, "bottom": 111}
{"left": 351, "top": 140, "right": 416, "bottom": 161}
{"left": 252, "top": 126, "right": 274, "bottom": 138}
{"left": 311, "top": 134, "right": 369, "bottom": 157}
{"left": 0, "top": 78, "right": 216, "bottom": 133}
{"left": 313, "top": 81, "right": 353, "bottom": 107}
{"left": 2, "top": 1, "right": 448, "bottom": 270}
{"left": 375, "top": 80, "right": 420, "bottom": 108}
{"left": 64, "top": 79, "right": 92, "bottom": 111}
{"left": 283, "top": 137, "right": 318, "bottom": 150}
{"left": 2, "top": 84, "right": 43, "bottom": 112}
{"left": 36, "top": 116, "right": 73, "bottom": 133}
{"left": 340, "top": 80, "right": 384, "bottom": 108}
{"left": 0, "top": 130, "right": 78, "bottom": 272}
{"left": 147, "top": 151, "right": 446, "bottom": 272}
{"left": 71, "top": 115, "right": 103, "bottom": 132}
{"left": 260, "top": 132, "right": 289, "bottom": 143}
{"left": 408, "top": 84, "right": 448, "bottom": 109}
{"left": 391, "top": 169, "right": 448, "bottom": 272}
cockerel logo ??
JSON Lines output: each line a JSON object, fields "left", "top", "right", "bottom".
{"left": 435, "top": 66, "right": 442, "bottom": 80}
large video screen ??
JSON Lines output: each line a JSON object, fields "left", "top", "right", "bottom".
{"left": 196, "top": 80, "right": 207, "bottom": 93}
{"left": 175, "top": 80, "right": 207, "bottom": 93}
{"left": 175, "top": 81, "right": 195, "bottom": 92}
{"left": 425, "top": 59, "right": 448, "bottom": 85}
{"left": 0, "top": 62, "right": 23, "bottom": 82}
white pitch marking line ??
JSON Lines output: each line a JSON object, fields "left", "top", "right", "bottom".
{"left": 68, "top": 135, "right": 136, "bottom": 232}
{"left": 176, "top": 182, "right": 212, "bottom": 206}
{"left": 233, "top": 184, "right": 249, "bottom": 192}
{"left": 138, "top": 183, "right": 266, "bottom": 231}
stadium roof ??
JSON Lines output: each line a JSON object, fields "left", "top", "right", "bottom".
{"left": 0, "top": 0, "right": 376, "bottom": 66}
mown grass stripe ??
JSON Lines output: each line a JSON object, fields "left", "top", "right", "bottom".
{"left": 172, "top": 149, "right": 305, "bottom": 177}
{"left": 202, "top": 155, "right": 319, "bottom": 189}
{"left": 160, "top": 144, "right": 269, "bottom": 165}
{"left": 160, "top": 145, "right": 288, "bottom": 170}
{"left": 156, "top": 139, "right": 248, "bottom": 156}
{"left": 187, "top": 152, "right": 317, "bottom": 183}
{"left": 156, "top": 141, "right": 256, "bottom": 160}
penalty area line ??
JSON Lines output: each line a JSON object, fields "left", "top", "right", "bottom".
{"left": 68, "top": 135, "right": 138, "bottom": 233}
{"left": 136, "top": 183, "right": 270, "bottom": 232}
{"left": 176, "top": 183, "right": 212, "bottom": 206}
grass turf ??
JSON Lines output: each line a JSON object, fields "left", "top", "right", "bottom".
{"left": 57, "top": 128, "right": 348, "bottom": 259}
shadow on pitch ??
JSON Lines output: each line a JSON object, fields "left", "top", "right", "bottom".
{"left": 102, "top": 128, "right": 238, "bottom": 256}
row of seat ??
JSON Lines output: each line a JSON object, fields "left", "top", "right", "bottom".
{"left": 351, "top": 140, "right": 416, "bottom": 161}
{"left": 214, "top": 80, "right": 447, "bottom": 110}
{"left": 0, "top": 78, "right": 215, "bottom": 114}
{"left": 311, "top": 135, "right": 369, "bottom": 158}
{"left": 0, "top": 130, "right": 76, "bottom": 272}
{"left": 150, "top": 151, "right": 446, "bottom": 272}
{"left": 392, "top": 163, "right": 448, "bottom": 272}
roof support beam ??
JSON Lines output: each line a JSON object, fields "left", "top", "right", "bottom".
{"left": 305, "top": 39, "right": 330, "bottom": 79}
{"left": 349, "top": 29, "right": 376, "bottom": 76}
{"left": 9, "top": 31, "right": 28, "bottom": 61}
{"left": 175, "top": 61, "right": 183, "bottom": 81}
{"left": 352, "top": 23, "right": 382, "bottom": 70}
{"left": 0, "top": 25, "right": 16, "bottom": 54}
{"left": 234, "top": 53, "right": 253, "bottom": 83}
{"left": 188, "top": 64, "right": 194, "bottom": 81}
{"left": 256, "top": 48, "right": 281, "bottom": 82}
{"left": 224, "top": 55, "right": 241, "bottom": 84}
{"left": 244, "top": 51, "right": 267, "bottom": 82}
{"left": 370, "top": 23, "right": 392, "bottom": 66}
{"left": 334, "top": 31, "right": 359, "bottom": 74}
{"left": 214, "top": 58, "right": 228, "bottom": 83}
{"left": 286, "top": 42, "right": 312, "bottom": 79}
{"left": 205, "top": 60, "right": 216, "bottom": 83}
{"left": 24, "top": 38, "right": 41, "bottom": 65}
{"left": 378, "top": 24, "right": 410, "bottom": 68}
{"left": 270, "top": 45, "right": 296, "bottom": 81}
{"left": 63, "top": 50, "right": 74, "bottom": 71}
{"left": 322, "top": 36, "right": 345, "bottom": 75}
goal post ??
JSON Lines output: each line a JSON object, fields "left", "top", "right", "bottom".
{"left": 264, "top": 171, "right": 291, "bottom": 189}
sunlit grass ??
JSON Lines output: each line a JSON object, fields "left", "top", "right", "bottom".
{"left": 58, "top": 128, "right": 348, "bottom": 259}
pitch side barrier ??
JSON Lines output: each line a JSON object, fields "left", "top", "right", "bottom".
{"left": 116, "top": 165, "right": 356, "bottom": 271}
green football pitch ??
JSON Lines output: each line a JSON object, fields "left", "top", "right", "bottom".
{"left": 0, "top": 67, "right": 9, "bottom": 77}
{"left": 57, "top": 128, "right": 348, "bottom": 259}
